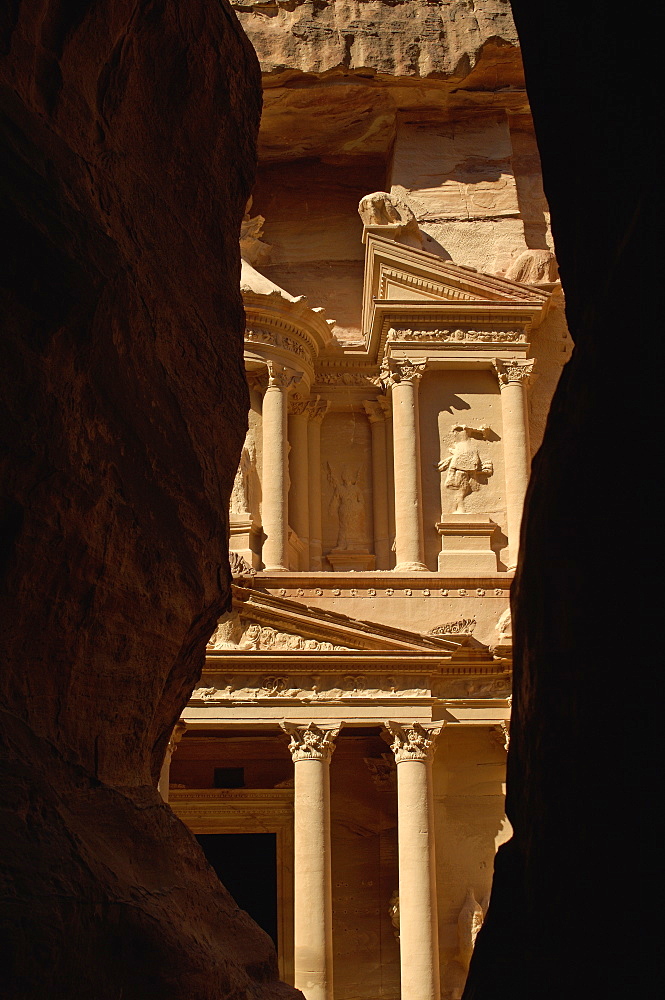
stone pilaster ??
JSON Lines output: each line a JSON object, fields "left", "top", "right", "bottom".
{"left": 282, "top": 722, "right": 340, "bottom": 1000}
{"left": 385, "top": 721, "right": 443, "bottom": 1000}
{"left": 306, "top": 398, "right": 329, "bottom": 571}
{"left": 492, "top": 358, "right": 535, "bottom": 571}
{"left": 288, "top": 398, "right": 311, "bottom": 570}
{"left": 380, "top": 359, "right": 428, "bottom": 571}
{"left": 363, "top": 399, "right": 391, "bottom": 570}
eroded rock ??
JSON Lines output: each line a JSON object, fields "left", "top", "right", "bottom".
{"left": 0, "top": 2, "right": 298, "bottom": 997}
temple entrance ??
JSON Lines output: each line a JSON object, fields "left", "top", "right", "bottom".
{"left": 196, "top": 832, "right": 278, "bottom": 947}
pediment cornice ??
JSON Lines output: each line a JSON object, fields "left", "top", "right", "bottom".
{"left": 362, "top": 235, "right": 551, "bottom": 361}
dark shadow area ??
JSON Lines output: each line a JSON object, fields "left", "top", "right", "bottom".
{"left": 463, "top": 4, "right": 647, "bottom": 999}
{"left": 197, "top": 833, "right": 278, "bottom": 948}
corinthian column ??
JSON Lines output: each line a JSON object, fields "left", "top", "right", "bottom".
{"left": 281, "top": 722, "right": 340, "bottom": 1000}
{"left": 262, "top": 362, "right": 302, "bottom": 572}
{"left": 288, "top": 398, "right": 311, "bottom": 570}
{"left": 363, "top": 399, "right": 390, "bottom": 569}
{"left": 307, "top": 398, "right": 329, "bottom": 570}
{"left": 381, "top": 359, "right": 428, "bottom": 571}
{"left": 492, "top": 359, "right": 535, "bottom": 571}
{"left": 385, "top": 721, "right": 443, "bottom": 1000}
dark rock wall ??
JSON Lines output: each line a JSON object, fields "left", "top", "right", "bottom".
{"left": 464, "top": 4, "right": 644, "bottom": 999}
{"left": 1, "top": 3, "right": 297, "bottom": 997}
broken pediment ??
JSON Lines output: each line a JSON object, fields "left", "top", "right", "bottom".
{"left": 206, "top": 585, "right": 481, "bottom": 654}
{"left": 361, "top": 234, "right": 551, "bottom": 360}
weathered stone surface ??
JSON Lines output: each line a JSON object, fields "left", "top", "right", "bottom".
{"left": 0, "top": 2, "right": 298, "bottom": 997}
{"left": 232, "top": 0, "right": 518, "bottom": 79}
{"left": 462, "top": 4, "right": 644, "bottom": 1000}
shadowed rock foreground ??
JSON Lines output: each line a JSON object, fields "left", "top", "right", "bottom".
{"left": 463, "top": 3, "right": 643, "bottom": 998}
{"left": 1, "top": 2, "right": 298, "bottom": 997}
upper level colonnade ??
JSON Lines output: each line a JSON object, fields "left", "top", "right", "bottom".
{"left": 233, "top": 194, "right": 554, "bottom": 578}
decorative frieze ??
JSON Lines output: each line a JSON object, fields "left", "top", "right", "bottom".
{"left": 428, "top": 618, "right": 477, "bottom": 636}
{"left": 314, "top": 371, "right": 379, "bottom": 388}
{"left": 385, "top": 721, "right": 444, "bottom": 763}
{"left": 281, "top": 721, "right": 340, "bottom": 762}
{"left": 246, "top": 326, "right": 309, "bottom": 361}
{"left": 387, "top": 325, "right": 528, "bottom": 346}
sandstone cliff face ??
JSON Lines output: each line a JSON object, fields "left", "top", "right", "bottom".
{"left": 232, "top": 0, "right": 518, "bottom": 79}
{"left": 0, "top": 3, "right": 296, "bottom": 997}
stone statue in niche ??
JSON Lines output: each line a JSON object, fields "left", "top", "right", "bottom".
{"left": 437, "top": 423, "right": 494, "bottom": 513}
{"left": 327, "top": 463, "right": 366, "bottom": 550}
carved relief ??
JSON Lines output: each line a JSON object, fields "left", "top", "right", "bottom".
{"left": 358, "top": 190, "right": 421, "bottom": 246}
{"left": 364, "top": 754, "right": 397, "bottom": 792}
{"left": 229, "top": 552, "right": 256, "bottom": 578}
{"left": 437, "top": 423, "right": 494, "bottom": 513}
{"left": 240, "top": 197, "right": 272, "bottom": 266}
{"left": 281, "top": 722, "right": 340, "bottom": 762}
{"left": 457, "top": 888, "right": 486, "bottom": 972}
{"left": 493, "top": 358, "right": 535, "bottom": 387}
{"left": 385, "top": 721, "right": 444, "bottom": 763}
{"left": 314, "top": 371, "right": 378, "bottom": 387}
{"left": 496, "top": 608, "right": 512, "bottom": 643}
{"left": 504, "top": 248, "right": 558, "bottom": 284}
{"left": 429, "top": 618, "right": 477, "bottom": 636}
{"left": 387, "top": 326, "right": 527, "bottom": 345}
{"left": 208, "top": 612, "right": 244, "bottom": 649}
{"left": 246, "top": 327, "right": 308, "bottom": 361}
{"left": 241, "top": 621, "right": 351, "bottom": 652}
{"left": 326, "top": 464, "right": 367, "bottom": 551}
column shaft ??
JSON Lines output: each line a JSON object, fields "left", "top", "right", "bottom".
{"left": 261, "top": 363, "right": 302, "bottom": 570}
{"left": 386, "top": 362, "right": 427, "bottom": 571}
{"left": 494, "top": 360, "right": 534, "bottom": 571}
{"left": 282, "top": 723, "right": 338, "bottom": 1000}
{"left": 364, "top": 401, "right": 390, "bottom": 570}
{"left": 307, "top": 401, "right": 327, "bottom": 571}
{"left": 386, "top": 721, "right": 442, "bottom": 1000}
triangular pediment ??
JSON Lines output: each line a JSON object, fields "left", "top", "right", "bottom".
{"left": 362, "top": 234, "right": 551, "bottom": 359}
{"left": 206, "top": 585, "right": 477, "bottom": 654}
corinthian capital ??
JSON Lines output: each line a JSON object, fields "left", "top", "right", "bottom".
{"left": 288, "top": 396, "right": 311, "bottom": 416}
{"left": 306, "top": 396, "right": 330, "bottom": 422}
{"left": 379, "top": 357, "right": 427, "bottom": 388}
{"left": 384, "top": 721, "right": 444, "bottom": 763}
{"left": 362, "top": 399, "right": 387, "bottom": 422}
{"left": 492, "top": 358, "right": 535, "bottom": 387}
{"left": 281, "top": 721, "right": 341, "bottom": 762}
{"left": 266, "top": 361, "right": 303, "bottom": 391}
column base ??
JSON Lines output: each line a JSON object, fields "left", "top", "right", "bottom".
{"left": 230, "top": 513, "right": 261, "bottom": 571}
{"left": 393, "top": 561, "right": 429, "bottom": 572}
{"left": 436, "top": 515, "right": 499, "bottom": 574}
{"left": 327, "top": 548, "right": 376, "bottom": 572}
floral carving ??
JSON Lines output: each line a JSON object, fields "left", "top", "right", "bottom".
{"left": 429, "top": 618, "right": 476, "bottom": 636}
{"left": 492, "top": 358, "right": 535, "bottom": 386}
{"left": 281, "top": 722, "right": 340, "bottom": 762}
{"left": 314, "top": 371, "right": 378, "bottom": 387}
{"left": 266, "top": 361, "right": 303, "bottom": 390}
{"left": 388, "top": 326, "right": 527, "bottom": 345}
{"left": 385, "top": 721, "right": 444, "bottom": 763}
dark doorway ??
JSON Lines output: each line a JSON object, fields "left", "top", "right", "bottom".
{"left": 196, "top": 832, "right": 278, "bottom": 947}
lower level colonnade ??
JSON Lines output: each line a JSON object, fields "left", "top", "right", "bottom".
{"left": 168, "top": 718, "right": 509, "bottom": 1000}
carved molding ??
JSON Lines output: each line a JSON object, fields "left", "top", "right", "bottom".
{"left": 493, "top": 358, "right": 535, "bottom": 387}
{"left": 281, "top": 721, "right": 341, "bottom": 762}
{"left": 246, "top": 326, "right": 309, "bottom": 362}
{"left": 385, "top": 721, "right": 444, "bottom": 763}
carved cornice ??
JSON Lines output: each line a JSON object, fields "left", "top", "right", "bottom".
{"left": 384, "top": 721, "right": 444, "bottom": 763}
{"left": 379, "top": 357, "right": 427, "bottom": 388}
{"left": 266, "top": 361, "right": 303, "bottom": 391}
{"left": 493, "top": 358, "right": 535, "bottom": 387}
{"left": 281, "top": 721, "right": 341, "bottom": 762}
